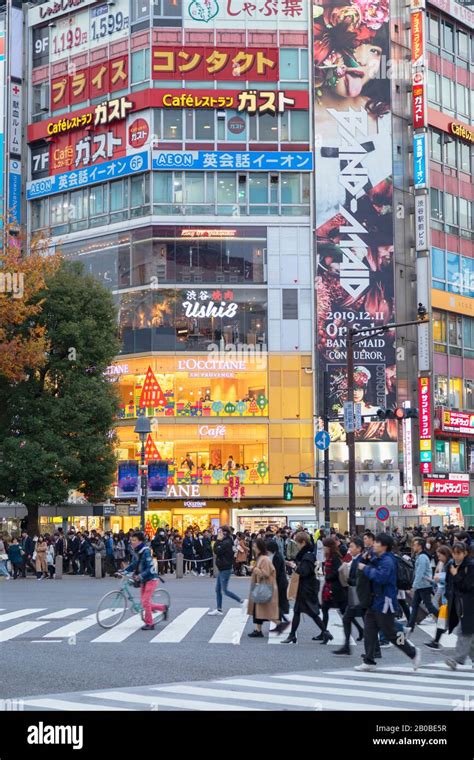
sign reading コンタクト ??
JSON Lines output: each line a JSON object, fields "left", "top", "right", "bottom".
{"left": 152, "top": 46, "right": 279, "bottom": 81}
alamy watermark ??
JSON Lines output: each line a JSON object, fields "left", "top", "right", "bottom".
{"left": 0, "top": 271, "right": 24, "bottom": 299}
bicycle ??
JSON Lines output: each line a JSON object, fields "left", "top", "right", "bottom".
{"left": 96, "top": 574, "right": 171, "bottom": 629}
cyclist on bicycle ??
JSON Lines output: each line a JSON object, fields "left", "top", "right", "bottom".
{"left": 120, "top": 531, "right": 169, "bottom": 630}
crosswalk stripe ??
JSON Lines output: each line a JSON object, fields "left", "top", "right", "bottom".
{"left": 21, "top": 698, "right": 132, "bottom": 711}
{"left": 326, "top": 608, "right": 356, "bottom": 646}
{"left": 270, "top": 674, "right": 471, "bottom": 696}
{"left": 417, "top": 662, "right": 474, "bottom": 674}
{"left": 377, "top": 664, "right": 474, "bottom": 678}
{"left": 86, "top": 690, "right": 262, "bottom": 711}
{"left": 209, "top": 608, "right": 249, "bottom": 644}
{"left": 150, "top": 608, "right": 208, "bottom": 643}
{"left": 417, "top": 623, "right": 458, "bottom": 647}
{"left": 153, "top": 684, "right": 403, "bottom": 710}
{"left": 278, "top": 672, "right": 474, "bottom": 689}
{"left": 91, "top": 613, "right": 146, "bottom": 643}
{"left": 0, "top": 609, "right": 46, "bottom": 624}
{"left": 43, "top": 611, "right": 117, "bottom": 638}
{"left": 38, "top": 608, "right": 88, "bottom": 620}
{"left": 0, "top": 621, "right": 48, "bottom": 642}
{"left": 213, "top": 677, "right": 458, "bottom": 707}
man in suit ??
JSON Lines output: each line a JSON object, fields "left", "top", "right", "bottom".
{"left": 20, "top": 531, "right": 36, "bottom": 577}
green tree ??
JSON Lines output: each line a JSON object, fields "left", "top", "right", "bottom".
{"left": 0, "top": 261, "right": 120, "bottom": 535}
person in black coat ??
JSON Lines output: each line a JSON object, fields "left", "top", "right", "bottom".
{"left": 194, "top": 531, "right": 213, "bottom": 576}
{"left": 333, "top": 536, "right": 365, "bottom": 655}
{"left": 266, "top": 538, "right": 290, "bottom": 630}
{"left": 182, "top": 529, "right": 196, "bottom": 574}
{"left": 20, "top": 531, "right": 36, "bottom": 576}
{"left": 67, "top": 531, "right": 80, "bottom": 575}
{"left": 445, "top": 542, "right": 474, "bottom": 669}
{"left": 319, "top": 537, "right": 348, "bottom": 643}
{"left": 282, "top": 531, "right": 325, "bottom": 644}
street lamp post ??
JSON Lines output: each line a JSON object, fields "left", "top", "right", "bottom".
{"left": 134, "top": 417, "right": 151, "bottom": 532}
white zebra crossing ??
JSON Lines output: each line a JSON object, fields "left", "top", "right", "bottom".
{"left": 43, "top": 611, "right": 117, "bottom": 638}
{"left": 0, "top": 609, "right": 46, "bottom": 624}
{"left": 150, "top": 608, "right": 208, "bottom": 643}
{"left": 0, "top": 620, "right": 49, "bottom": 642}
{"left": 11, "top": 662, "right": 473, "bottom": 711}
{"left": 38, "top": 608, "right": 88, "bottom": 620}
{"left": 209, "top": 608, "right": 249, "bottom": 644}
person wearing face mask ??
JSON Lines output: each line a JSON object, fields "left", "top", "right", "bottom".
{"left": 194, "top": 530, "right": 211, "bottom": 576}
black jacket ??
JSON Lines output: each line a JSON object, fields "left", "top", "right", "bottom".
{"left": 214, "top": 536, "right": 234, "bottom": 571}
{"left": 447, "top": 556, "right": 474, "bottom": 635}
{"left": 21, "top": 536, "right": 35, "bottom": 557}
{"left": 323, "top": 554, "right": 347, "bottom": 605}
{"left": 272, "top": 551, "right": 289, "bottom": 616}
{"left": 194, "top": 537, "right": 212, "bottom": 559}
{"left": 68, "top": 535, "right": 80, "bottom": 557}
{"left": 294, "top": 547, "right": 320, "bottom": 617}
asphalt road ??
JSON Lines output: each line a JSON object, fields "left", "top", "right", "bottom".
{"left": 0, "top": 575, "right": 449, "bottom": 700}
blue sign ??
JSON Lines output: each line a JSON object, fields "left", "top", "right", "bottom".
{"left": 8, "top": 159, "right": 21, "bottom": 227}
{"left": 152, "top": 150, "right": 313, "bottom": 172}
{"left": 315, "top": 430, "right": 330, "bottom": 451}
{"left": 26, "top": 151, "right": 149, "bottom": 200}
{"left": 343, "top": 401, "right": 355, "bottom": 433}
{"left": 376, "top": 507, "right": 390, "bottom": 522}
{"left": 298, "top": 472, "right": 311, "bottom": 485}
{"left": 413, "top": 133, "right": 427, "bottom": 189}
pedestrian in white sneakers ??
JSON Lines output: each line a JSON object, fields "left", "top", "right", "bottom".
{"left": 354, "top": 533, "right": 421, "bottom": 672}
{"left": 208, "top": 526, "right": 244, "bottom": 616}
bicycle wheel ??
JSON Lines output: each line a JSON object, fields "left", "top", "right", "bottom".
{"left": 96, "top": 590, "right": 128, "bottom": 628}
{"left": 141, "top": 587, "right": 171, "bottom": 622}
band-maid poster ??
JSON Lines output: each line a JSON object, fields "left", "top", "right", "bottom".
{"left": 313, "top": 0, "right": 397, "bottom": 442}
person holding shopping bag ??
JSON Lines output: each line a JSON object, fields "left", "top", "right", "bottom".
{"left": 247, "top": 538, "right": 281, "bottom": 638}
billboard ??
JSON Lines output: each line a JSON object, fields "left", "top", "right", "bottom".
{"left": 185, "top": 0, "right": 308, "bottom": 28}
{"left": 152, "top": 46, "right": 279, "bottom": 81}
{"left": 0, "top": 23, "right": 4, "bottom": 231}
{"left": 313, "top": 0, "right": 396, "bottom": 443}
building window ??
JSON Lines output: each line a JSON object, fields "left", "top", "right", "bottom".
{"left": 435, "top": 440, "right": 449, "bottom": 473}
{"left": 448, "top": 314, "right": 462, "bottom": 357}
{"left": 131, "top": 0, "right": 150, "bottom": 26}
{"left": 445, "top": 192, "right": 458, "bottom": 230}
{"left": 458, "top": 30, "right": 469, "bottom": 60}
{"left": 427, "top": 70, "right": 440, "bottom": 104}
{"left": 427, "top": 12, "right": 440, "bottom": 46}
{"left": 434, "top": 374, "right": 448, "bottom": 405}
{"left": 441, "top": 76, "right": 455, "bottom": 114}
{"left": 152, "top": 0, "right": 182, "bottom": 21}
{"left": 465, "top": 378, "right": 474, "bottom": 408}
{"left": 110, "top": 178, "right": 129, "bottom": 216}
{"left": 31, "top": 198, "right": 49, "bottom": 230}
{"left": 433, "top": 310, "right": 447, "bottom": 352}
{"left": 442, "top": 19, "right": 455, "bottom": 55}
{"left": 449, "top": 376, "right": 462, "bottom": 408}
{"left": 282, "top": 289, "right": 298, "bottom": 319}
{"left": 459, "top": 142, "right": 471, "bottom": 175}
{"left": 456, "top": 83, "right": 469, "bottom": 119}
{"left": 429, "top": 129, "right": 443, "bottom": 162}
{"left": 463, "top": 316, "right": 474, "bottom": 359}
{"left": 430, "top": 188, "right": 444, "bottom": 224}
{"left": 432, "top": 247, "right": 445, "bottom": 285}
{"left": 162, "top": 109, "right": 183, "bottom": 139}
{"left": 459, "top": 198, "right": 472, "bottom": 235}
{"left": 461, "top": 258, "right": 474, "bottom": 298}
{"left": 131, "top": 49, "right": 150, "bottom": 84}
{"left": 450, "top": 441, "right": 465, "bottom": 472}
{"left": 249, "top": 112, "right": 278, "bottom": 142}
{"left": 447, "top": 251, "right": 460, "bottom": 292}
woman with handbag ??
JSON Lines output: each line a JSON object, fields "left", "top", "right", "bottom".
{"left": 35, "top": 535, "right": 48, "bottom": 580}
{"left": 424, "top": 545, "right": 453, "bottom": 651}
{"left": 282, "top": 532, "right": 325, "bottom": 644}
{"left": 247, "top": 538, "right": 281, "bottom": 638}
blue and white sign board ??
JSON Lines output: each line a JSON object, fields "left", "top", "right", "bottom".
{"left": 8, "top": 159, "right": 21, "bottom": 228}
{"left": 152, "top": 151, "right": 313, "bottom": 172}
{"left": 343, "top": 401, "right": 355, "bottom": 433}
{"left": 315, "top": 430, "right": 330, "bottom": 451}
{"left": 298, "top": 472, "right": 311, "bottom": 486}
{"left": 413, "top": 132, "right": 427, "bottom": 189}
{"left": 354, "top": 402, "right": 362, "bottom": 431}
{"left": 26, "top": 151, "right": 149, "bottom": 199}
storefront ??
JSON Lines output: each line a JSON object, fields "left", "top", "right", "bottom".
{"left": 232, "top": 506, "right": 318, "bottom": 533}
{"left": 145, "top": 503, "right": 222, "bottom": 534}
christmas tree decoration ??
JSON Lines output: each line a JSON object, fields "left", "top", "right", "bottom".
{"left": 257, "top": 460, "right": 268, "bottom": 478}
{"left": 144, "top": 434, "right": 161, "bottom": 461}
{"left": 257, "top": 394, "right": 268, "bottom": 412}
{"left": 248, "top": 398, "right": 259, "bottom": 415}
{"left": 211, "top": 400, "right": 224, "bottom": 415}
{"left": 224, "top": 402, "right": 236, "bottom": 414}
{"left": 249, "top": 468, "right": 259, "bottom": 482}
{"left": 151, "top": 514, "right": 159, "bottom": 530}
{"left": 145, "top": 519, "right": 154, "bottom": 539}
{"left": 139, "top": 367, "right": 166, "bottom": 408}
{"left": 212, "top": 468, "right": 224, "bottom": 482}
{"left": 236, "top": 401, "right": 246, "bottom": 416}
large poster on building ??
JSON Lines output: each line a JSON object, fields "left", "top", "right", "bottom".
{"left": 313, "top": 0, "right": 396, "bottom": 443}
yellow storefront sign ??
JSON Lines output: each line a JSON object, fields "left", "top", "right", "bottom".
{"left": 432, "top": 290, "right": 474, "bottom": 318}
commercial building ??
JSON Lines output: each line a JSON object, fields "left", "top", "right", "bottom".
{"left": 23, "top": 0, "right": 317, "bottom": 535}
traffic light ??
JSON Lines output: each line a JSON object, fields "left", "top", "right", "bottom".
{"left": 417, "top": 303, "right": 428, "bottom": 321}
{"left": 376, "top": 407, "right": 418, "bottom": 420}
{"left": 283, "top": 481, "right": 294, "bottom": 501}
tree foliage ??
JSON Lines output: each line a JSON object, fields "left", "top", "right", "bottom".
{"left": 0, "top": 259, "right": 121, "bottom": 534}
{"left": 0, "top": 228, "right": 59, "bottom": 382}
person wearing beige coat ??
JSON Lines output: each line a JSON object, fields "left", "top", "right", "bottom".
{"left": 247, "top": 538, "right": 281, "bottom": 638}
{"left": 35, "top": 537, "right": 48, "bottom": 579}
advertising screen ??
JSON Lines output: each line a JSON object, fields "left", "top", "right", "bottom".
{"left": 313, "top": 0, "right": 396, "bottom": 443}
{"left": 117, "top": 460, "right": 139, "bottom": 495}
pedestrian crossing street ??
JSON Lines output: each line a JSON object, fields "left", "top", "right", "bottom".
{"left": 0, "top": 606, "right": 459, "bottom": 646}
{"left": 12, "top": 663, "right": 474, "bottom": 711}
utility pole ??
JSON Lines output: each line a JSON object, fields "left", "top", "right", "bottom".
{"left": 323, "top": 370, "right": 331, "bottom": 530}
{"left": 345, "top": 305, "right": 429, "bottom": 536}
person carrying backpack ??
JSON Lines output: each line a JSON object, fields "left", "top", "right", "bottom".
{"left": 355, "top": 533, "right": 421, "bottom": 672}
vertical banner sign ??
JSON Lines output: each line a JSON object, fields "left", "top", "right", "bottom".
{"left": 411, "top": 10, "right": 424, "bottom": 66}
{"left": 313, "top": 0, "right": 396, "bottom": 443}
{"left": 415, "top": 194, "right": 428, "bottom": 251}
{"left": 412, "top": 71, "right": 426, "bottom": 129}
{"left": 402, "top": 400, "right": 414, "bottom": 492}
{"left": 0, "top": 23, "right": 5, "bottom": 232}
{"left": 418, "top": 377, "right": 432, "bottom": 474}
{"left": 413, "top": 132, "right": 427, "bottom": 189}
{"left": 8, "top": 82, "right": 22, "bottom": 156}
{"left": 416, "top": 255, "right": 430, "bottom": 371}
{"left": 8, "top": 159, "right": 21, "bottom": 229}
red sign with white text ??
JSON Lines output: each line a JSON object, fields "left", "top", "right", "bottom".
{"left": 418, "top": 377, "right": 431, "bottom": 438}
{"left": 439, "top": 408, "right": 474, "bottom": 437}
{"left": 412, "top": 71, "right": 426, "bottom": 129}
{"left": 152, "top": 46, "right": 279, "bottom": 81}
{"left": 423, "top": 475, "right": 469, "bottom": 498}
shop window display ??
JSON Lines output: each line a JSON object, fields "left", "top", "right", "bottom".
{"left": 114, "top": 360, "right": 268, "bottom": 419}
{"left": 115, "top": 423, "right": 269, "bottom": 485}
